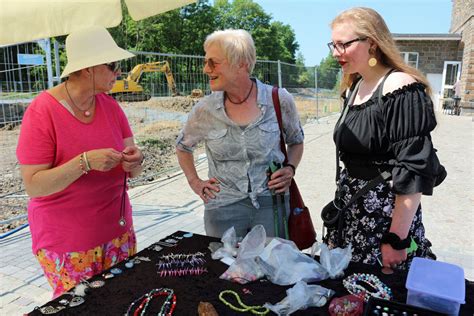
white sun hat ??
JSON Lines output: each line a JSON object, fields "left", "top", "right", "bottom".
{"left": 60, "top": 25, "right": 135, "bottom": 78}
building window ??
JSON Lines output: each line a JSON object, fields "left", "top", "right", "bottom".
{"left": 401, "top": 52, "right": 419, "bottom": 68}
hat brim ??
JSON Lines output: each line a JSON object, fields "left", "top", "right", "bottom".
{"left": 60, "top": 47, "right": 135, "bottom": 78}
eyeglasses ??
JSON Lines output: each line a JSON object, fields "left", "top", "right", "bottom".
{"left": 104, "top": 62, "right": 120, "bottom": 72}
{"left": 203, "top": 58, "right": 223, "bottom": 70}
{"left": 327, "top": 37, "right": 368, "bottom": 54}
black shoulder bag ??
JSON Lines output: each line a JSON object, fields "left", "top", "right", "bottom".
{"left": 321, "top": 72, "right": 394, "bottom": 247}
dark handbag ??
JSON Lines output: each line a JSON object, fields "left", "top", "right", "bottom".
{"left": 272, "top": 87, "right": 316, "bottom": 250}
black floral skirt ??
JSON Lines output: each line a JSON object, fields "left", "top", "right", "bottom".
{"left": 323, "top": 170, "right": 435, "bottom": 270}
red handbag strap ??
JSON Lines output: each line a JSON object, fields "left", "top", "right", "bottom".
{"left": 271, "top": 87, "right": 305, "bottom": 208}
{"left": 271, "top": 87, "right": 288, "bottom": 165}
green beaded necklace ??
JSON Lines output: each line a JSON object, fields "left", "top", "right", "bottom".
{"left": 218, "top": 290, "right": 269, "bottom": 315}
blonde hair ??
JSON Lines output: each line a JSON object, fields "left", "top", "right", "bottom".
{"left": 331, "top": 7, "right": 431, "bottom": 95}
{"left": 204, "top": 29, "right": 256, "bottom": 74}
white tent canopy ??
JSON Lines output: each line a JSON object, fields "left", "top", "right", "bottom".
{"left": 0, "top": 0, "right": 196, "bottom": 46}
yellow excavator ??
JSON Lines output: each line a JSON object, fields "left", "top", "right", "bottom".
{"left": 109, "top": 61, "right": 179, "bottom": 102}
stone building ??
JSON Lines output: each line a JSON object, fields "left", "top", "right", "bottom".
{"left": 392, "top": 0, "right": 473, "bottom": 114}
{"left": 450, "top": 0, "right": 473, "bottom": 113}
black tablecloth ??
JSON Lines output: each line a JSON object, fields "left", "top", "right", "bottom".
{"left": 29, "top": 231, "right": 474, "bottom": 315}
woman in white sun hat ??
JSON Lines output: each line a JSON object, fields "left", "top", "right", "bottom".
{"left": 16, "top": 25, "right": 143, "bottom": 298}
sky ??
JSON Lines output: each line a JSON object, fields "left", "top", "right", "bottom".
{"left": 251, "top": 0, "right": 453, "bottom": 66}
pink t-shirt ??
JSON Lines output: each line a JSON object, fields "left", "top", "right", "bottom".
{"left": 17, "top": 91, "right": 133, "bottom": 255}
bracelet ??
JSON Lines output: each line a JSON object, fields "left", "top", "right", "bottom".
{"left": 218, "top": 290, "right": 269, "bottom": 315}
{"left": 381, "top": 232, "right": 411, "bottom": 250}
{"left": 343, "top": 273, "right": 392, "bottom": 302}
{"left": 82, "top": 152, "right": 91, "bottom": 171}
{"left": 283, "top": 163, "right": 296, "bottom": 176}
{"left": 79, "top": 153, "right": 90, "bottom": 175}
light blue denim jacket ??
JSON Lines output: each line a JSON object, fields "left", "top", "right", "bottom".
{"left": 176, "top": 79, "right": 304, "bottom": 210}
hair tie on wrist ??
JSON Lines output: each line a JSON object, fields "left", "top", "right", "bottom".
{"left": 284, "top": 163, "right": 296, "bottom": 175}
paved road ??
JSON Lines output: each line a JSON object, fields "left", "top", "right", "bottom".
{"left": 1, "top": 113, "right": 472, "bottom": 315}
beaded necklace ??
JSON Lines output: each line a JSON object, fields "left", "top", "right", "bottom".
{"left": 218, "top": 290, "right": 269, "bottom": 315}
{"left": 343, "top": 273, "right": 392, "bottom": 302}
{"left": 125, "top": 288, "right": 176, "bottom": 316}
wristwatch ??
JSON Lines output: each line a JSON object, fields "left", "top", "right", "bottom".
{"left": 381, "top": 232, "right": 411, "bottom": 250}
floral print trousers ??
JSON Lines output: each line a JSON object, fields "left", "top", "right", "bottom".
{"left": 36, "top": 227, "right": 137, "bottom": 298}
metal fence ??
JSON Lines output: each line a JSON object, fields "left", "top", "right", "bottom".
{"left": 0, "top": 40, "right": 342, "bottom": 170}
{"left": 0, "top": 40, "right": 342, "bottom": 121}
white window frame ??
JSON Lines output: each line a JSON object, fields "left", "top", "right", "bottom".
{"left": 441, "top": 61, "right": 461, "bottom": 98}
{"left": 401, "top": 52, "right": 419, "bottom": 69}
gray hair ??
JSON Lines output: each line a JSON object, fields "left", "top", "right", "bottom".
{"left": 204, "top": 29, "right": 256, "bottom": 74}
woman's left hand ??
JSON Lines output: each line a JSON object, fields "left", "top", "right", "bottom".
{"left": 268, "top": 166, "right": 294, "bottom": 194}
{"left": 121, "top": 145, "right": 143, "bottom": 172}
{"left": 381, "top": 243, "right": 407, "bottom": 269}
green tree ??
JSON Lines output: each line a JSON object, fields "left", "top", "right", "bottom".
{"left": 213, "top": 0, "right": 298, "bottom": 63}
{"left": 296, "top": 52, "right": 314, "bottom": 87}
{"left": 317, "top": 52, "right": 340, "bottom": 90}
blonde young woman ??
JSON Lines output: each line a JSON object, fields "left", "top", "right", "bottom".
{"left": 176, "top": 29, "right": 304, "bottom": 238}
{"left": 17, "top": 26, "right": 143, "bottom": 297}
{"left": 325, "top": 7, "right": 446, "bottom": 270}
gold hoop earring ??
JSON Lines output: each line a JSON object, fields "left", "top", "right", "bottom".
{"left": 368, "top": 57, "right": 377, "bottom": 67}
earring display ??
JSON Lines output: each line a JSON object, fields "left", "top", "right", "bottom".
{"left": 157, "top": 252, "right": 207, "bottom": 277}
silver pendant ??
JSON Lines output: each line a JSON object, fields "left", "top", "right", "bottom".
{"left": 89, "top": 280, "right": 105, "bottom": 288}
{"left": 119, "top": 218, "right": 126, "bottom": 226}
{"left": 84, "top": 110, "right": 91, "bottom": 117}
{"left": 69, "top": 296, "right": 85, "bottom": 307}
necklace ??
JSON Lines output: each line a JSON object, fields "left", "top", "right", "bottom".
{"left": 125, "top": 288, "right": 176, "bottom": 316}
{"left": 64, "top": 81, "right": 94, "bottom": 117}
{"left": 218, "top": 290, "right": 269, "bottom": 315}
{"left": 343, "top": 273, "right": 392, "bottom": 302}
{"left": 119, "top": 173, "right": 127, "bottom": 226}
{"left": 225, "top": 81, "right": 254, "bottom": 104}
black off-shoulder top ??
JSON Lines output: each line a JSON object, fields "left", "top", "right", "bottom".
{"left": 336, "top": 81, "right": 447, "bottom": 195}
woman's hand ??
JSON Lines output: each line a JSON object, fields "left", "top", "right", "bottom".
{"left": 189, "top": 177, "right": 220, "bottom": 203}
{"left": 121, "top": 145, "right": 143, "bottom": 172}
{"left": 381, "top": 243, "right": 407, "bottom": 269}
{"left": 86, "top": 148, "right": 123, "bottom": 172}
{"left": 268, "top": 166, "right": 294, "bottom": 194}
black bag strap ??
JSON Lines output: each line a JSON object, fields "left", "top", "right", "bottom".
{"left": 335, "top": 68, "right": 395, "bottom": 186}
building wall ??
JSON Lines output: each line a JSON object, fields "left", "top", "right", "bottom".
{"left": 450, "top": 0, "right": 473, "bottom": 33}
{"left": 396, "top": 40, "right": 462, "bottom": 75}
{"left": 450, "top": 0, "right": 473, "bottom": 109}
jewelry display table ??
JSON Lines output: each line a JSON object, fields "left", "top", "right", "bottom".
{"left": 28, "top": 231, "right": 474, "bottom": 315}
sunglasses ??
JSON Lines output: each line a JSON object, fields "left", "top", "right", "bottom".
{"left": 327, "top": 37, "right": 368, "bottom": 54}
{"left": 104, "top": 62, "right": 120, "bottom": 72}
{"left": 203, "top": 58, "right": 223, "bottom": 70}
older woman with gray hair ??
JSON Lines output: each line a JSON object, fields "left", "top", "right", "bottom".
{"left": 176, "top": 29, "right": 304, "bottom": 238}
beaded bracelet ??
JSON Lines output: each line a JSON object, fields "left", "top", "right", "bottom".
{"left": 218, "top": 290, "right": 269, "bottom": 315}
{"left": 343, "top": 273, "right": 392, "bottom": 302}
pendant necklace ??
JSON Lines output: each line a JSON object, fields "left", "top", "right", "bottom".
{"left": 119, "top": 173, "right": 127, "bottom": 226}
{"left": 225, "top": 81, "right": 254, "bottom": 104}
{"left": 65, "top": 81, "right": 94, "bottom": 117}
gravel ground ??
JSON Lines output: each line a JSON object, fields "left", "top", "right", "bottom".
{"left": 0, "top": 95, "right": 321, "bottom": 233}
